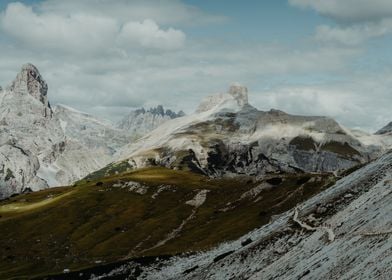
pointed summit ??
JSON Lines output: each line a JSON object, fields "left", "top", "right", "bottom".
{"left": 9, "top": 63, "right": 52, "bottom": 117}
{"left": 196, "top": 83, "right": 249, "bottom": 113}
{"left": 228, "top": 83, "right": 248, "bottom": 107}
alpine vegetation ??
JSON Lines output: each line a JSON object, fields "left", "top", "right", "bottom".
{"left": 0, "top": 1, "right": 391, "bottom": 280}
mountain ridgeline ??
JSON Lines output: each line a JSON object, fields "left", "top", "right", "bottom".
{"left": 0, "top": 64, "right": 183, "bottom": 199}
{"left": 117, "top": 105, "right": 185, "bottom": 137}
{"left": 93, "top": 84, "right": 388, "bottom": 181}
{"left": 0, "top": 64, "right": 391, "bottom": 279}
{"left": 0, "top": 64, "right": 391, "bottom": 199}
{"left": 0, "top": 64, "right": 390, "bottom": 199}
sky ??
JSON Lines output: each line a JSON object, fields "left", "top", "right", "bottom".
{"left": 0, "top": 0, "right": 391, "bottom": 132}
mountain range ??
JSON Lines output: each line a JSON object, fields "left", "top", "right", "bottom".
{"left": 0, "top": 64, "right": 183, "bottom": 199}
{"left": 0, "top": 64, "right": 391, "bottom": 279}
{"left": 105, "top": 84, "right": 387, "bottom": 180}
{"left": 117, "top": 105, "right": 185, "bottom": 138}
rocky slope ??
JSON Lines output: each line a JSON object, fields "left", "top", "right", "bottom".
{"left": 69, "top": 150, "right": 392, "bottom": 280}
{"left": 53, "top": 104, "right": 130, "bottom": 156}
{"left": 0, "top": 64, "right": 130, "bottom": 199}
{"left": 376, "top": 121, "right": 392, "bottom": 135}
{"left": 112, "top": 84, "right": 382, "bottom": 178}
{"left": 117, "top": 105, "right": 185, "bottom": 138}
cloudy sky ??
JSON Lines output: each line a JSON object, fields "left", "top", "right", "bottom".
{"left": 0, "top": 0, "right": 391, "bottom": 132}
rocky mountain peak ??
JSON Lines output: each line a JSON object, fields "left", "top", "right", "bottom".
{"left": 228, "top": 83, "right": 248, "bottom": 107}
{"left": 145, "top": 105, "right": 185, "bottom": 118}
{"left": 117, "top": 105, "right": 185, "bottom": 135}
{"left": 9, "top": 63, "right": 52, "bottom": 117}
{"left": 196, "top": 83, "right": 249, "bottom": 113}
{"left": 11, "top": 64, "right": 47, "bottom": 99}
{"left": 130, "top": 105, "right": 185, "bottom": 118}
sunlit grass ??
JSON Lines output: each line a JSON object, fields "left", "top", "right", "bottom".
{"left": 0, "top": 166, "right": 335, "bottom": 279}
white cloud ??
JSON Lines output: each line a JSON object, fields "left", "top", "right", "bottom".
{"left": 118, "top": 19, "right": 185, "bottom": 50}
{"left": 0, "top": 39, "right": 362, "bottom": 122}
{"left": 315, "top": 19, "right": 392, "bottom": 45}
{"left": 253, "top": 73, "right": 392, "bottom": 132}
{"left": 289, "top": 0, "right": 392, "bottom": 23}
{"left": 0, "top": 2, "right": 185, "bottom": 53}
{"left": 38, "top": 0, "right": 226, "bottom": 26}
{"left": 290, "top": 1, "right": 392, "bottom": 46}
{"left": 1, "top": 3, "right": 118, "bottom": 53}
{"left": 0, "top": 1, "right": 389, "bottom": 132}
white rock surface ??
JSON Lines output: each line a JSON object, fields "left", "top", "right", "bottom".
{"left": 0, "top": 64, "right": 131, "bottom": 198}
{"left": 185, "top": 189, "right": 209, "bottom": 208}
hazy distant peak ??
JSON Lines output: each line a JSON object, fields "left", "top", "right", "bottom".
{"left": 117, "top": 105, "right": 185, "bottom": 134}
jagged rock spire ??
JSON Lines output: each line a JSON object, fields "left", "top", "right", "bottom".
{"left": 9, "top": 63, "right": 52, "bottom": 117}
{"left": 196, "top": 83, "right": 249, "bottom": 113}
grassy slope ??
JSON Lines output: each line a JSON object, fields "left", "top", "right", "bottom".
{"left": 0, "top": 167, "right": 334, "bottom": 279}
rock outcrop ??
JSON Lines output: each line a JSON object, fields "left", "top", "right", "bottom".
{"left": 0, "top": 64, "right": 64, "bottom": 197}
{"left": 196, "top": 83, "right": 249, "bottom": 113}
{"left": 9, "top": 63, "right": 52, "bottom": 117}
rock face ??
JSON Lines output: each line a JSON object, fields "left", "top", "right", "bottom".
{"left": 0, "top": 64, "right": 63, "bottom": 198}
{"left": 196, "top": 83, "right": 249, "bottom": 113}
{"left": 228, "top": 83, "right": 248, "bottom": 107}
{"left": 0, "top": 64, "right": 130, "bottom": 199}
{"left": 115, "top": 85, "right": 381, "bottom": 178}
{"left": 54, "top": 104, "right": 130, "bottom": 153}
{"left": 376, "top": 122, "right": 392, "bottom": 135}
{"left": 9, "top": 63, "right": 52, "bottom": 117}
{"left": 117, "top": 105, "right": 185, "bottom": 137}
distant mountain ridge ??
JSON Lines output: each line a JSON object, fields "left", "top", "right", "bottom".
{"left": 97, "top": 84, "right": 386, "bottom": 180}
{"left": 0, "top": 64, "right": 389, "bottom": 199}
{"left": 117, "top": 105, "right": 185, "bottom": 137}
